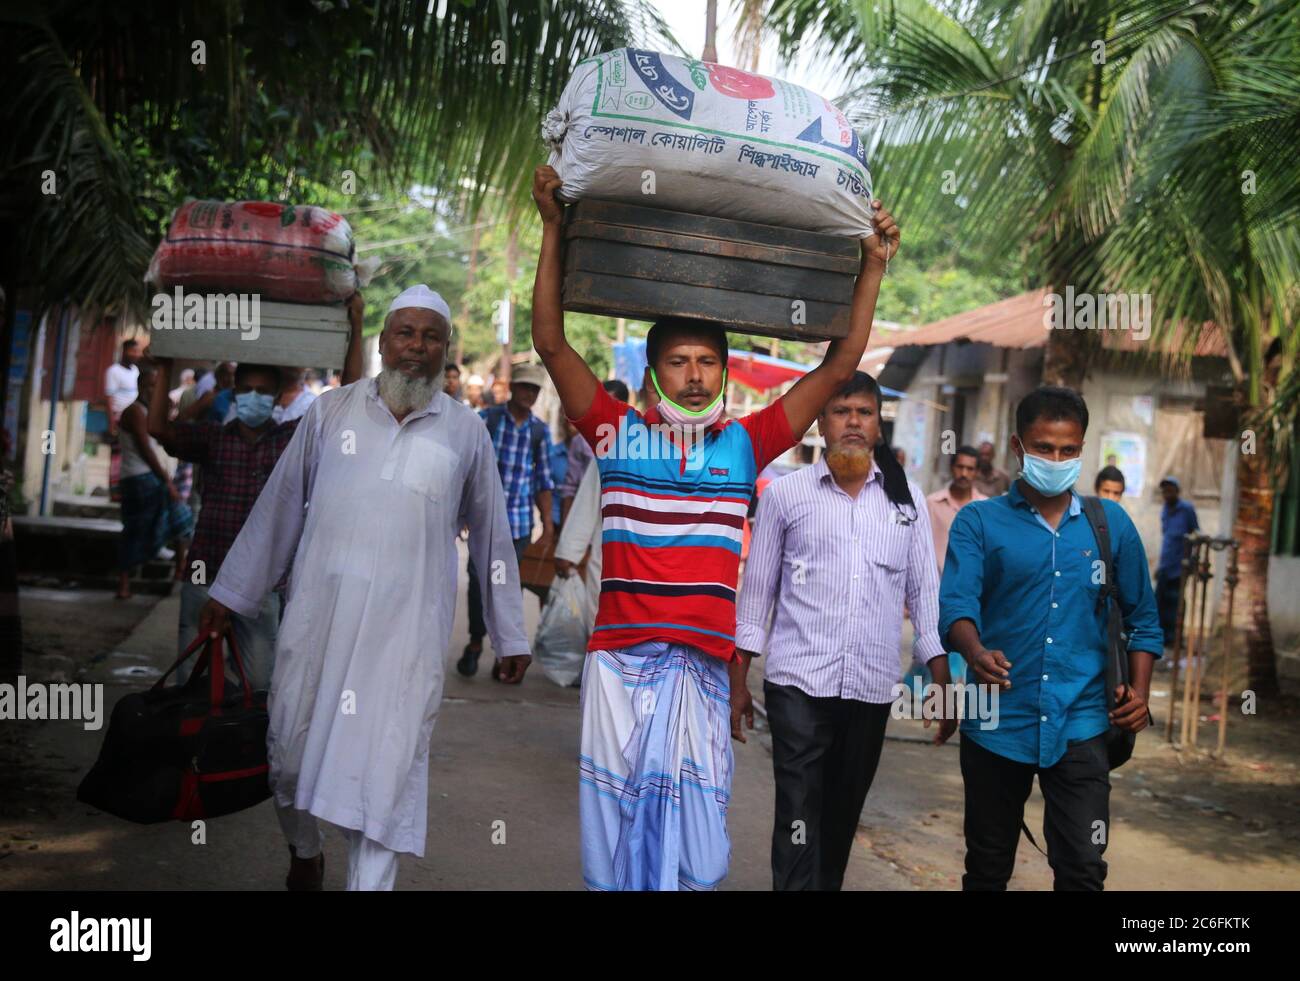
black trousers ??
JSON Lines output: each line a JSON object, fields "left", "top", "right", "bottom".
{"left": 960, "top": 733, "right": 1110, "bottom": 891}
{"left": 764, "top": 681, "right": 891, "bottom": 891}
{"left": 466, "top": 536, "right": 529, "bottom": 641}
{"left": 1154, "top": 571, "right": 1182, "bottom": 647}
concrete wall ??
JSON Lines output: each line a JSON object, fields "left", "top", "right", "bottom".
{"left": 21, "top": 399, "right": 87, "bottom": 513}
{"left": 1078, "top": 370, "right": 1228, "bottom": 570}
{"left": 892, "top": 343, "right": 1039, "bottom": 496}
{"left": 1269, "top": 555, "right": 1300, "bottom": 684}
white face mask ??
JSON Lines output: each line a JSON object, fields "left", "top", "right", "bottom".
{"left": 651, "top": 368, "right": 726, "bottom": 428}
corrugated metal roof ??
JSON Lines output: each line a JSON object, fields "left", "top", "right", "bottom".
{"left": 868, "top": 290, "right": 1228, "bottom": 358}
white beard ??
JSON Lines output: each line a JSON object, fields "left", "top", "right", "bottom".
{"left": 377, "top": 367, "right": 438, "bottom": 416}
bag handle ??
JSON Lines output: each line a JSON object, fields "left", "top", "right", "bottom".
{"left": 1080, "top": 496, "right": 1129, "bottom": 709}
{"left": 155, "top": 628, "right": 254, "bottom": 712}
{"left": 154, "top": 632, "right": 212, "bottom": 691}
{"left": 224, "top": 630, "right": 255, "bottom": 710}
{"left": 208, "top": 632, "right": 227, "bottom": 714}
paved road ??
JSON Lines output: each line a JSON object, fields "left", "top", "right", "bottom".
{"left": 2, "top": 553, "right": 906, "bottom": 891}
{"left": 4, "top": 546, "right": 1297, "bottom": 890}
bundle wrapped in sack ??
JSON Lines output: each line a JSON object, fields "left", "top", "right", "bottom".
{"left": 543, "top": 49, "right": 875, "bottom": 238}
{"left": 146, "top": 200, "right": 364, "bottom": 304}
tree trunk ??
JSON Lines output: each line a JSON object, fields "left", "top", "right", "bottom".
{"left": 1232, "top": 443, "right": 1279, "bottom": 695}
{"left": 1039, "top": 277, "right": 1100, "bottom": 390}
{"left": 703, "top": 0, "right": 718, "bottom": 62}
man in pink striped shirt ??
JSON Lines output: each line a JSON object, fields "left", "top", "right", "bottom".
{"left": 735, "top": 372, "right": 955, "bottom": 890}
{"left": 926, "top": 445, "right": 987, "bottom": 574}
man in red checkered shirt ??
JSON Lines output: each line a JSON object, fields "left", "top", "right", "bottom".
{"left": 148, "top": 294, "right": 365, "bottom": 689}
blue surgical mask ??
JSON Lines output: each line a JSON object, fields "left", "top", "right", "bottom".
{"left": 235, "top": 391, "right": 275, "bottom": 427}
{"left": 1018, "top": 448, "right": 1081, "bottom": 497}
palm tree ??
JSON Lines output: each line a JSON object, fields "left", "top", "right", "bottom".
{"left": 0, "top": 0, "right": 674, "bottom": 323}
{"left": 765, "top": 0, "right": 1300, "bottom": 691}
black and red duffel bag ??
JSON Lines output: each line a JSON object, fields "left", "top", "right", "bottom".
{"left": 77, "top": 630, "right": 270, "bottom": 823}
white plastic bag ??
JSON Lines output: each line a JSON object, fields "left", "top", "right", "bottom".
{"left": 533, "top": 573, "right": 591, "bottom": 687}
{"left": 544, "top": 48, "right": 875, "bottom": 237}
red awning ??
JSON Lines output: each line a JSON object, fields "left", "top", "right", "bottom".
{"left": 727, "top": 350, "right": 809, "bottom": 392}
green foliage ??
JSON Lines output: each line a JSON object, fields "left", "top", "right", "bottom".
{"left": 767, "top": 0, "right": 1300, "bottom": 411}
{"left": 1, "top": 1, "right": 674, "bottom": 321}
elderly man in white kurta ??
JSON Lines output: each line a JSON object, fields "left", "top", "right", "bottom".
{"left": 200, "top": 285, "right": 531, "bottom": 891}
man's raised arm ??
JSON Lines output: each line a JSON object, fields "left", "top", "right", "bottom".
{"left": 530, "top": 165, "right": 598, "bottom": 422}
{"left": 778, "top": 202, "right": 900, "bottom": 439}
{"left": 199, "top": 404, "right": 321, "bottom": 638}
{"left": 147, "top": 358, "right": 178, "bottom": 446}
{"left": 341, "top": 290, "right": 366, "bottom": 385}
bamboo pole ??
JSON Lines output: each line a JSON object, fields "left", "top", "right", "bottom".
{"left": 1183, "top": 542, "right": 1214, "bottom": 747}
{"left": 1176, "top": 537, "right": 1204, "bottom": 744}
{"left": 1164, "top": 534, "right": 1197, "bottom": 742}
{"left": 1215, "top": 542, "right": 1241, "bottom": 758}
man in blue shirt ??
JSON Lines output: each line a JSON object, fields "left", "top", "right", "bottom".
{"left": 939, "top": 387, "right": 1163, "bottom": 890}
{"left": 1155, "top": 475, "right": 1199, "bottom": 648}
{"left": 459, "top": 363, "right": 555, "bottom": 678}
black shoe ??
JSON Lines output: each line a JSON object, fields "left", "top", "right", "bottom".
{"left": 457, "top": 643, "right": 482, "bottom": 677}
{"left": 286, "top": 846, "right": 324, "bottom": 891}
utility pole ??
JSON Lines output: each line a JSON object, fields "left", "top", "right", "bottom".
{"left": 459, "top": 219, "right": 482, "bottom": 369}
{"left": 499, "top": 225, "right": 518, "bottom": 383}
{"left": 703, "top": 0, "right": 718, "bottom": 62}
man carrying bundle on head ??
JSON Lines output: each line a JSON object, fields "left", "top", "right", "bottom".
{"left": 529, "top": 164, "right": 900, "bottom": 891}
{"left": 149, "top": 294, "right": 366, "bottom": 688}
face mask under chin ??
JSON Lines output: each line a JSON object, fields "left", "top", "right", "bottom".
{"left": 652, "top": 368, "right": 726, "bottom": 428}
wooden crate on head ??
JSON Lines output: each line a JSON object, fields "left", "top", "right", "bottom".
{"left": 561, "top": 199, "right": 860, "bottom": 343}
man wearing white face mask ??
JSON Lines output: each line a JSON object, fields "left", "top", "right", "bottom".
{"left": 149, "top": 294, "right": 366, "bottom": 691}
{"left": 938, "top": 386, "right": 1164, "bottom": 891}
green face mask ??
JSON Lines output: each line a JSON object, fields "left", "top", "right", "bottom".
{"left": 650, "top": 367, "right": 727, "bottom": 425}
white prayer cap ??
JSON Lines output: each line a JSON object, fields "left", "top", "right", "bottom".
{"left": 387, "top": 284, "right": 451, "bottom": 323}
{"left": 467, "top": 374, "right": 484, "bottom": 386}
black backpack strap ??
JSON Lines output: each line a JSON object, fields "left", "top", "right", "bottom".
{"left": 481, "top": 404, "right": 506, "bottom": 448}
{"left": 1080, "top": 496, "right": 1129, "bottom": 709}
{"left": 529, "top": 416, "right": 548, "bottom": 470}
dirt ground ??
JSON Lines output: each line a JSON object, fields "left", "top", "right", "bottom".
{"left": 2, "top": 574, "right": 1297, "bottom": 890}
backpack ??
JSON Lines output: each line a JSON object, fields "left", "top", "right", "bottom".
{"left": 1080, "top": 495, "right": 1150, "bottom": 770}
